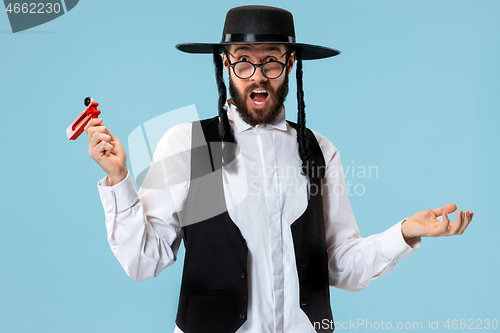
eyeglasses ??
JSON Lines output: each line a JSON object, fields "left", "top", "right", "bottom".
{"left": 225, "top": 51, "right": 290, "bottom": 79}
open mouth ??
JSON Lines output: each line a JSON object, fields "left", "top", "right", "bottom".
{"left": 250, "top": 89, "right": 269, "bottom": 106}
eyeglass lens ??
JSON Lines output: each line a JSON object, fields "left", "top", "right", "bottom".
{"left": 234, "top": 61, "right": 284, "bottom": 79}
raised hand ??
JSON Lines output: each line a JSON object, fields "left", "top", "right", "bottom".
{"left": 401, "top": 204, "right": 473, "bottom": 243}
{"left": 84, "top": 118, "right": 128, "bottom": 186}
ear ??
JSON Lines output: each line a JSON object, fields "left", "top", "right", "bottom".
{"left": 286, "top": 51, "right": 296, "bottom": 75}
{"left": 222, "top": 51, "right": 230, "bottom": 75}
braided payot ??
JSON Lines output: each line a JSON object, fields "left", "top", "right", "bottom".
{"left": 295, "top": 50, "right": 313, "bottom": 178}
{"left": 213, "top": 49, "right": 236, "bottom": 168}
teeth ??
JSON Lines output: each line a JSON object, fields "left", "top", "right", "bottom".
{"left": 251, "top": 89, "right": 267, "bottom": 105}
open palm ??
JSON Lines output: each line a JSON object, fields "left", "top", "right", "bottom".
{"left": 401, "top": 204, "right": 473, "bottom": 242}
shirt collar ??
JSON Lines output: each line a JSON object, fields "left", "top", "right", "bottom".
{"left": 226, "top": 100, "right": 288, "bottom": 133}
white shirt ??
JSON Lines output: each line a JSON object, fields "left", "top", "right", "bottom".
{"left": 97, "top": 102, "right": 421, "bottom": 333}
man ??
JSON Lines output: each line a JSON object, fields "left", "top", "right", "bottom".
{"left": 84, "top": 5, "right": 473, "bottom": 333}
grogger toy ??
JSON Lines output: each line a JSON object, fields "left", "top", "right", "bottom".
{"left": 66, "top": 97, "right": 102, "bottom": 140}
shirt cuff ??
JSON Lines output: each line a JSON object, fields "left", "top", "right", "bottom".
{"left": 97, "top": 171, "right": 139, "bottom": 213}
{"left": 380, "top": 220, "right": 421, "bottom": 262}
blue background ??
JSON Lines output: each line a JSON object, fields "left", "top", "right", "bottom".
{"left": 1, "top": 0, "right": 498, "bottom": 332}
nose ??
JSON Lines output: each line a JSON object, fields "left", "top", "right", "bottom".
{"left": 250, "top": 65, "right": 268, "bottom": 82}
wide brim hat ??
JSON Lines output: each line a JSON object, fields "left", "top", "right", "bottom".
{"left": 176, "top": 5, "right": 340, "bottom": 60}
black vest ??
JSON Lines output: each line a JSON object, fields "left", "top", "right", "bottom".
{"left": 175, "top": 116, "right": 334, "bottom": 333}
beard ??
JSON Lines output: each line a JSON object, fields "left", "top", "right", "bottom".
{"left": 229, "top": 74, "right": 289, "bottom": 127}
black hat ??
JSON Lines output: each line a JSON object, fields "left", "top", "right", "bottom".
{"left": 176, "top": 5, "right": 340, "bottom": 60}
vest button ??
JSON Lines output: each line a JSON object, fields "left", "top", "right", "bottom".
{"left": 239, "top": 313, "right": 246, "bottom": 319}
{"left": 241, "top": 272, "right": 246, "bottom": 279}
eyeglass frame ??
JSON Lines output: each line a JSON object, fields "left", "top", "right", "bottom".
{"left": 224, "top": 50, "right": 292, "bottom": 80}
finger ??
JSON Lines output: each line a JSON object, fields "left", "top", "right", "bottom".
{"left": 447, "top": 211, "right": 462, "bottom": 235}
{"left": 435, "top": 212, "right": 451, "bottom": 235}
{"left": 90, "top": 131, "right": 112, "bottom": 148}
{"left": 457, "top": 210, "right": 472, "bottom": 235}
{"left": 455, "top": 210, "right": 463, "bottom": 233}
{"left": 92, "top": 140, "right": 113, "bottom": 158}
{"left": 431, "top": 203, "right": 457, "bottom": 217}
{"left": 84, "top": 117, "right": 103, "bottom": 133}
{"left": 85, "top": 121, "right": 108, "bottom": 141}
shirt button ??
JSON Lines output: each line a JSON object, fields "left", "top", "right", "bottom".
{"left": 239, "top": 313, "right": 246, "bottom": 320}
{"left": 241, "top": 272, "right": 246, "bottom": 279}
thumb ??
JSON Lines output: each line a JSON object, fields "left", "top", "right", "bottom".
{"left": 431, "top": 203, "right": 457, "bottom": 217}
